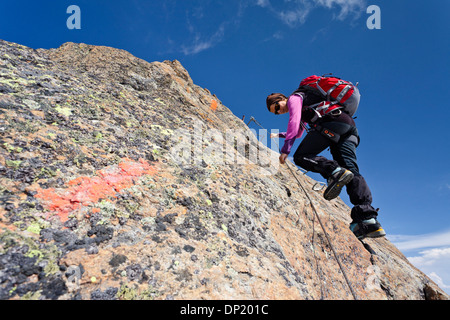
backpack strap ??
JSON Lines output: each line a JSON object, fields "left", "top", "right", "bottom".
{"left": 336, "top": 84, "right": 353, "bottom": 104}
{"left": 325, "top": 80, "right": 344, "bottom": 100}
{"left": 315, "top": 80, "right": 328, "bottom": 97}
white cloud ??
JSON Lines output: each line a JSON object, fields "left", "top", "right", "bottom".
{"left": 179, "top": 1, "right": 248, "bottom": 55}
{"left": 179, "top": 0, "right": 368, "bottom": 54}
{"left": 408, "top": 247, "right": 450, "bottom": 266}
{"left": 256, "top": 0, "right": 271, "bottom": 8}
{"left": 438, "top": 183, "right": 450, "bottom": 192}
{"left": 181, "top": 23, "right": 227, "bottom": 55}
{"left": 278, "top": 6, "right": 312, "bottom": 26}
{"left": 313, "top": 0, "right": 367, "bottom": 20}
{"left": 390, "top": 231, "right": 450, "bottom": 295}
{"left": 257, "top": 0, "right": 367, "bottom": 28}
{"left": 428, "top": 272, "right": 450, "bottom": 289}
{"left": 389, "top": 230, "right": 450, "bottom": 251}
{"left": 407, "top": 247, "right": 450, "bottom": 294}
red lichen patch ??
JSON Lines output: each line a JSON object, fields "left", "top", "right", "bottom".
{"left": 35, "top": 158, "right": 156, "bottom": 222}
{"left": 91, "top": 208, "right": 101, "bottom": 214}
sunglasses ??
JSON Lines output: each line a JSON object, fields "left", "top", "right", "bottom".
{"left": 273, "top": 101, "right": 281, "bottom": 115}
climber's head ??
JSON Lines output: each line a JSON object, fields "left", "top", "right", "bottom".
{"left": 266, "top": 93, "right": 288, "bottom": 115}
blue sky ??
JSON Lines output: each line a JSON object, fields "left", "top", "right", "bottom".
{"left": 1, "top": 0, "right": 450, "bottom": 294}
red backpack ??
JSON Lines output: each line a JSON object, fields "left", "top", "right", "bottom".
{"left": 296, "top": 75, "right": 359, "bottom": 116}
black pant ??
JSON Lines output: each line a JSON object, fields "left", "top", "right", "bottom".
{"left": 293, "top": 121, "right": 378, "bottom": 222}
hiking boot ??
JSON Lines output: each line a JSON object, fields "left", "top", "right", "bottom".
{"left": 323, "top": 168, "right": 354, "bottom": 201}
{"left": 350, "top": 218, "right": 386, "bottom": 239}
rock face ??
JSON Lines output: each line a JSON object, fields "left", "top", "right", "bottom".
{"left": 0, "top": 39, "right": 447, "bottom": 300}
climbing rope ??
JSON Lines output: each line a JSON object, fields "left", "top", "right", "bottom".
{"left": 246, "top": 115, "right": 359, "bottom": 300}
{"left": 284, "top": 161, "right": 359, "bottom": 300}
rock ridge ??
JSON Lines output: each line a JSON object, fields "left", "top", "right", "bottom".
{"left": 0, "top": 39, "right": 448, "bottom": 300}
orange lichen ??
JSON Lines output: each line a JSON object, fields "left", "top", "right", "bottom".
{"left": 35, "top": 158, "right": 156, "bottom": 222}
{"left": 210, "top": 100, "right": 218, "bottom": 111}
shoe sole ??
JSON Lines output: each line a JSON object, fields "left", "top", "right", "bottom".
{"left": 357, "top": 228, "right": 387, "bottom": 240}
{"left": 366, "top": 228, "right": 386, "bottom": 239}
{"left": 323, "top": 171, "right": 354, "bottom": 201}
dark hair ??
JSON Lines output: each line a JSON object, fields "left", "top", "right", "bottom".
{"left": 266, "top": 93, "right": 287, "bottom": 112}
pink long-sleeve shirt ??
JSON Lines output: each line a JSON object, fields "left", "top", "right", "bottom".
{"left": 279, "top": 94, "right": 306, "bottom": 155}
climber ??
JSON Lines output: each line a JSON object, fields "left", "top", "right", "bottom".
{"left": 266, "top": 77, "right": 386, "bottom": 240}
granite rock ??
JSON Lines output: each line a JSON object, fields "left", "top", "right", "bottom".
{"left": 0, "top": 39, "right": 447, "bottom": 300}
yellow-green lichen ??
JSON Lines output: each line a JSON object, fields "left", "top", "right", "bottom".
{"left": 54, "top": 105, "right": 73, "bottom": 116}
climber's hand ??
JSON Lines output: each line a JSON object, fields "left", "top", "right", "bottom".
{"left": 279, "top": 153, "right": 288, "bottom": 164}
{"left": 270, "top": 133, "right": 279, "bottom": 139}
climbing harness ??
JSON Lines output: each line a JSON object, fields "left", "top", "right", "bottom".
{"left": 245, "top": 115, "right": 359, "bottom": 300}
